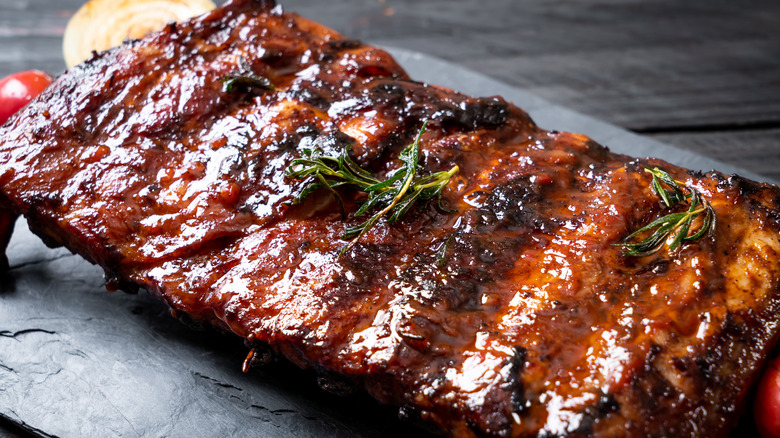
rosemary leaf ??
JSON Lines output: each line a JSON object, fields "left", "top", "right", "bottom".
{"left": 285, "top": 122, "right": 459, "bottom": 255}
{"left": 222, "top": 58, "right": 275, "bottom": 93}
{"left": 435, "top": 235, "right": 453, "bottom": 266}
{"left": 646, "top": 167, "right": 686, "bottom": 207}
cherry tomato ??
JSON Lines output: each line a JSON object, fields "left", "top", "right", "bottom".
{"left": 756, "top": 354, "right": 780, "bottom": 438}
{"left": 0, "top": 70, "right": 53, "bottom": 125}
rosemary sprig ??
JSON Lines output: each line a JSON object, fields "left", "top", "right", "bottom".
{"left": 285, "top": 122, "right": 459, "bottom": 255}
{"left": 221, "top": 58, "right": 275, "bottom": 93}
{"left": 615, "top": 167, "right": 716, "bottom": 257}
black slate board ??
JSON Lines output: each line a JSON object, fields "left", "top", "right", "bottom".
{"left": 0, "top": 50, "right": 775, "bottom": 438}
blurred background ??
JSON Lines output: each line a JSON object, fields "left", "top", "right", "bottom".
{"left": 2, "top": 0, "right": 779, "bottom": 178}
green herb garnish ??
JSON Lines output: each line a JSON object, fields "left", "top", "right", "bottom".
{"left": 221, "top": 58, "right": 275, "bottom": 93}
{"left": 615, "top": 167, "right": 716, "bottom": 257}
{"left": 285, "top": 122, "right": 458, "bottom": 255}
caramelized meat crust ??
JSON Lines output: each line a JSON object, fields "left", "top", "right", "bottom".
{"left": 1, "top": 0, "right": 780, "bottom": 436}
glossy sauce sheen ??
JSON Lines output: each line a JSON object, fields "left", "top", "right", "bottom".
{"left": 1, "top": 0, "right": 780, "bottom": 436}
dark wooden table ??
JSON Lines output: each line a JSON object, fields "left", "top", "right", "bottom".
{"left": 2, "top": 0, "right": 779, "bottom": 180}
{"left": 0, "top": 0, "right": 778, "bottom": 436}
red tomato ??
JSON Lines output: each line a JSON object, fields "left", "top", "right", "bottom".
{"left": 0, "top": 70, "right": 53, "bottom": 125}
{"left": 756, "top": 355, "right": 780, "bottom": 438}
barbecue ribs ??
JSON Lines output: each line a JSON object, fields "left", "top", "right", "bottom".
{"left": 1, "top": 0, "right": 779, "bottom": 436}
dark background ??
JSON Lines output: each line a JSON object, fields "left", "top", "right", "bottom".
{"left": 2, "top": 0, "right": 779, "bottom": 178}
{"left": 0, "top": 0, "right": 778, "bottom": 437}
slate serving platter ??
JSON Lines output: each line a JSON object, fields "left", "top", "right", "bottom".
{"left": 0, "top": 48, "right": 774, "bottom": 438}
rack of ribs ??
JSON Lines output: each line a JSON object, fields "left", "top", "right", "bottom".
{"left": 1, "top": 0, "right": 779, "bottom": 436}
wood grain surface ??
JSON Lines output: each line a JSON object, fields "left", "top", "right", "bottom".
{"left": 2, "top": 0, "right": 778, "bottom": 179}
{"left": 0, "top": 1, "right": 778, "bottom": 437}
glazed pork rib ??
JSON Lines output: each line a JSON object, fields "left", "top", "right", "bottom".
{"left": 1, "top": 0, "right": 780, "bottom": 436}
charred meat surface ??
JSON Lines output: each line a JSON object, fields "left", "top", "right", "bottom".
{"left": 1, "top": 0, "right": 780, "bottom": 436}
